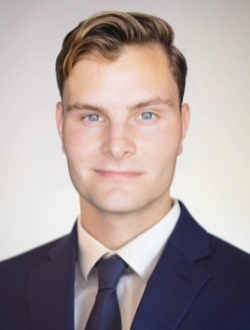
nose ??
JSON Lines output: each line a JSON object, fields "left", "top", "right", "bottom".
{"left": 101, "top": 122, "right": 136, "bottom": 160}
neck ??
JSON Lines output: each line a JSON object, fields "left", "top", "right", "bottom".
{"left": 79, "top": 197, "right": 172, "bottom": 250}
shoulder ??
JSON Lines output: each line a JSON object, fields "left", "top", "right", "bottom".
{"left": 0, "top": 224, "right": 77, "bottom": 327}
{"left": 0, "top": 234, "right": 69, "bottom": 290}
{"left": 206, "top": 233, "right": 250, "bottom": 278}
{"left": 177, "top": 201, "right": 250, "bottom": 282}
{"left": 176, "top": 202, "right": 250, "bottom": 325}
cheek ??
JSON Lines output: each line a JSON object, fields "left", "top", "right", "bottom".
{"left": 147, "top": 126, "right": 182, "bottom": 154}
{"left": 145, "top": 129, "right": 182, "bottom": 172}
{"left": 62, "top": 129, "right": 85, "bottom": 161}
{"left": 62, "top": 128, "right": 101, "bottom": 166}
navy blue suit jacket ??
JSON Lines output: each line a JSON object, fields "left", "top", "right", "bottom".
{"left": 1, "top": 202, "right": 250, "bottom": 329}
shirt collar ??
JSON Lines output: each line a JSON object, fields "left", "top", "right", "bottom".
{"left": 77, "top": 200, "right": 180, "bottom": 283}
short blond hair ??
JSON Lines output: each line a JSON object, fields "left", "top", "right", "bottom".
{"left": 56, "top": 11, "right": 187, "bottom": 104}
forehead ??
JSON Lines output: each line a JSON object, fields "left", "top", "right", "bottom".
{"left": 63, "top": 44, "right": 179, "bottom": 105}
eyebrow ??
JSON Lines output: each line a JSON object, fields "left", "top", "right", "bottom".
{"left": 66, "top": 103, "right": 107, "bottom": 113}
{"left": 130, "top": 97, "right": 174, "bottom": 110}
{"left": 65, "top": 97, "right": 174, "bottom": 113}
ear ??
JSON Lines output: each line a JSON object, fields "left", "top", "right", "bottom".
{"left": 56, "top": 101, "right": 64, "bottom": 138}
{"left": 178, "top": 103, "right": 190, "bottom": 155}
{"left": 55, "top": 101, "right": 65, "bottom": 152}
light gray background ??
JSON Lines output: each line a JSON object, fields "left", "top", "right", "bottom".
{"left": 1, "top": 0, "right": 250, "bottom": 260}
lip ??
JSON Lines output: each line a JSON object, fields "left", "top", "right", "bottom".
{"left": 94, "top": 170, "right": 142, "bottom": 179}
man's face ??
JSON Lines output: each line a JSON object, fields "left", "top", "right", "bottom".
{"left": 56, "top": 44, "right": 189, "bottom": 219}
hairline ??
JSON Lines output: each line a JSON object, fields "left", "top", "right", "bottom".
{"left": 56, "top": 11, "right": 187, "bottom": 105}
{"left": 62, "top": 42, "right": 180, "bottom": 102}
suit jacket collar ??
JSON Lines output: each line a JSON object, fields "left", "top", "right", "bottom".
{"left": 28, "top": 223, "right": 77, "bottom": 330}
{"left": 27, "top": 202, "right": 211, "bottom": 330}
{"left": 131, "top": 201, "right": 211, "bottom": 330}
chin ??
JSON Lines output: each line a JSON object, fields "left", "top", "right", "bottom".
{"left": 85, "top": 193, "right": 147, "bottom": 215}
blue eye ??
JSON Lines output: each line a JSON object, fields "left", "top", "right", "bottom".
{"left": 86, "top": 114, "right": 100, "bottom": 122}
{"left": 141, "top": 112, "right": 154, "bottom": 120}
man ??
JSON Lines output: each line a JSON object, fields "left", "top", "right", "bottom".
{"left": 1, "top": 10, "right": 250, "bottom": 330}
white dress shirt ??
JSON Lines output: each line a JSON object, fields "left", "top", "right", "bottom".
{"left": 74, "top": 200, "right": 180, "bottom": 330}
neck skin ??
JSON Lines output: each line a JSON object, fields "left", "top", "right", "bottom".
{"left": 79, "top": 194, "right": 172, "bottom": 250}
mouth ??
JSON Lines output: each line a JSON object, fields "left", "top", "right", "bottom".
{"left": 94, "top": 169, "right": 142, "bottom": 179}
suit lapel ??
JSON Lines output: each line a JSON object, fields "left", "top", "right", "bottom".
{"left": 28, "top": 224, "right": 77, "bottom": 330}
{"left": 131, "top": 202, "right": 211, "bottom": 330}
{"left": 27, "top": 204, "right": 210, "bottom": 330}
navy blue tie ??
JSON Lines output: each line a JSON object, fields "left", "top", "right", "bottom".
{"left": 85, "top": 256, "right": 127, "bottom": 330}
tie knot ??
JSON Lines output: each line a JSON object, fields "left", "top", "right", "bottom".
{"left": 97, "top": 256, "right": 127, "bottom": 291}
